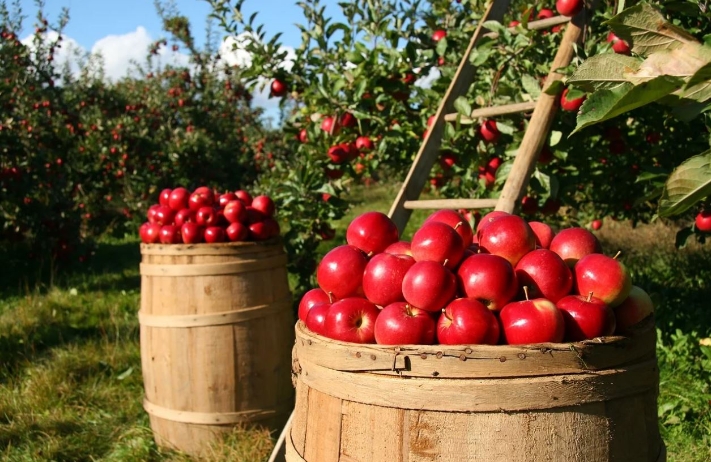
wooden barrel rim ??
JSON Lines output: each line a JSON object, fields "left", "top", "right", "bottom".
{"left": 293, "top": 318, "right": 656, "bottom": 378}
{"left": 143, "top": 398, "right": 281, "bottom": 425}
{"left": 140, "top": 237, "right": 282, "bottom": 256}
{"left": 138, "top": 298, "right": 293, "bottom": 328}
{"left": 295, "top": 353, "right": 658, "bottom": 412}
{"left": 140, "top": 253, "right": 288, "bottom": 276}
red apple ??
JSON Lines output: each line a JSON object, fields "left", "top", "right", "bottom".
{"left": 204, "top": 226, "right": 226, "bottom": 243}
{"left": 374, "top": 302, "right": 436, "bottom": 345}
{"left": 355, "top": 136, "right": 374, "bottom": 151}
{"left": 614, "top": 285, "right": 654, "bottom": 334}
{"left": 223, "top": 200, "right": 247, "bottom": 224}
{"left": 159, "top": 188, "right": 172, "bottom": 207}
{"left": 363, "top": 253, "right": 415, "bottom": 307}
{"left": 147, "top": 204, "right": 161, "bottom": 224}
{"left": 317, "top": 245, "right": 368, "bottom": 300}
{"left": 520, "top": 196, "right": 539, "bottom": 215}
{"left": 264, "top": 218, "right": 281, "bottom": 238}
{"left": 298, "top": 288, "right": 332, "bottom": 322}
{"left": 320, "top": 116, "right": 340, "bottom": 135}
{"left": 248, "top": 219, "right": 277, "bottom": 240}
{"left": 479, "top": 119, "right": 500, "bottom": 143}
{"left": 251, "top": 195, "right": 275, "bottom": 217}
{"left": 486, "top": 156, "right": 503, "bottom": 174}
{"left": 500, "top": 297, "right": 565, "bottom": 344}
{"left": 298, "top": 129, "right": 308, "bottom": 143}
{"left": 159, "top": 225, "right": 182, "bottom": 244}
{"left": 477, "top": 214, "right": 536, "bottom": 266}
{"left": 549, "top": 227, "right": 603, "bottom": 267}
{"left": 529, "top": 221, "right": 555, "bottom": 249}
{"left": 226, "top": 222, "right": 249, "bottom": 242}
{"left": 305, "top": 303, "right": 331, "bottom": 336}
{"left": 515, "top": 249, "right": 573, "bottom": 303}
{"left": 384, "top": 241, "right": 412, "bottom": 256}
{"left": 476, "top": 210, "right": 510, "bottom": 232}
{"left": 173, "top": 208, "right": 195, "bottom": 227}
{"left": 235, "top": 189, "right": 253, "bottom": 206}
{"left": 695, "top": 210, "right": 711, "bottom": 232}
{"left": 153, "top": 205, "right": 175, "bottom": 226}
{"left": 457, "top": 253, "right": 518, "bottom": 311}
{"left": 323, "top": 297, "right": 379, "bottom": 343}
{"left": 168, "top": 188, "right": 190, "bottom": 211}
{"left": 271, "top": 79, "right": 287, "bottom": 97}
{"left": 339, "top": 112, "right": 356, "bottom": 128}
{"left": 439, "top": 152, "right": 457, "bottom": 170}
{"left": 140, "top": 222, "right": 162, "bottom": 243}
{"left": 411, "top": 221, "right": 464, "bottom": 269}
{"left": 437, "top": 298, "right": 500, "bottom": 345}
{"left": 607, "top": 32, "right": 631, "bottom": 55}
{"left": 556, "top": 0, "right": 583, "bottom": 17}
{"left": 425, "top": 209, "right": 474, "bottom": 247}
{"left": 574, "top": 253, "right": 632, "bottom": 307}
{"left": 328, "top": 144, "right": 349, "bottom": 164}
{"left": 557, "top": 293, "right": 616, "bottom": 341}
{"left": 195, "top": 206, "right": 218, "bottom": 227}
{"left": 591, "top": 219, "right": 603, "bottom": 231}
{"left": 560, "top": 88, "right": 586, "bottom": 112}
{"left": 432, "top": 29, "right": 447, "bottom": 42}
{"left": 181, "top": 222, "right": 204, "bottom": 244}
{"left": 346, "top": 211, "right": 399, "bottom": 256}
{"left": 188, "top": 190, "right": 214, "bottom": 211}
{"left": 219, "top": 192, "right": 237, "bottom": 208}
{"left": 401, "top": 261, "right": 457, "bottom": 312}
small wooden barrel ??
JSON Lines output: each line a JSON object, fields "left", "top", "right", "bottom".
{"left": 139, "top": 239, "right": 294, "bottom": 457}
{"left": 288, "top": 319, "right": 665, "bottom": 462}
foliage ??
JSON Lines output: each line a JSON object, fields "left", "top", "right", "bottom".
{"left": 0, "top": 0, "right": 263, "bottom": 268}
{"left": 208, "top": 0, "right": 711, "bottom": 265}
{"left": 567, "top": 3, "right": 711, "bottom": 246}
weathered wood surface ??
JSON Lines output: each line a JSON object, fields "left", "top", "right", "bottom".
{"left": 139, "top": 239, "right": 294, "bottom": 457}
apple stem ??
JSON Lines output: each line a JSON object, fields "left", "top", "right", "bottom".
{"left": 613, "top": 250, "right": 622, "bottom": 260}
{"left": 523, "top": 286, "right": 530, "bottom": 301}
{"left": 327, "top": 292, "right": 335, "bottom": 304}
{"left": 454, "top": 221, "right": 462, "bottom": 230}
{"left": 405, "top": 304, "right": 413, "bottom": 316}
{"left": 587, "top": 291, "right": 593, "bottom": 302}
{"left": 443, "top": 258, "right": 449, "bottom": 267}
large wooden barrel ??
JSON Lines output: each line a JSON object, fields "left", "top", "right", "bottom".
{"left": 139, "top": 239, "right": 294, "bottom": 457}
{"left": 288, "top": 319, "right": 665, "bottom": 462}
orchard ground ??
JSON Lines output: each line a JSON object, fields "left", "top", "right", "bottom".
{"left": 1, "top": 184, "right": 710, "bottom": 461}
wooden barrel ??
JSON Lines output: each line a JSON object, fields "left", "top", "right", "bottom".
{"left": 139, "top": 239, "right": 294, "bottom": 457}
{"left": 288, "top": 319, "right": 665, "bottom": 462}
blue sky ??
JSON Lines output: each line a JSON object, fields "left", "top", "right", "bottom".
{"left": 18, "top": 0, "right": 344, "bottom": 119}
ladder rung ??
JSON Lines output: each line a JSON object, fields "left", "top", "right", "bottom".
{"left": 444, "top": 101, "right": 537, "bottom": 123}
{"left": 404, "top": 199, "right": 499, "bottom": 210}
{"left": 484, "top": 15, "right": 571, "bottom": 39}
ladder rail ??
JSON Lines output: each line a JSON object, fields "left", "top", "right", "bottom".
{"left": 387, "top": 0, "right": 513, "bottom": 234}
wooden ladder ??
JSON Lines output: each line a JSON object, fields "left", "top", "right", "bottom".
{"left": 388, "top": 0, "right": 592, "bottom": 233}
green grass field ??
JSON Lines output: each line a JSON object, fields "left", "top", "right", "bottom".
{"left": 1, "top": 184, "right": 710, "bottom": 461}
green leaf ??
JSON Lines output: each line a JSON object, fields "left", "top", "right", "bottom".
{"left": 683, "top": 61, "right": 711, "bottom": 103}
{"left": 658, "top": 150, "right": 711, "bottom": 217}
{"left": 544, "top": 80, "right": 565, "bottom": 96}
{"left": 436, "top": 37, "right": 448, "bottom": 56}
{"left": 453, "top": 96, "right": 472, "bottom": 117}
{"left": 567, "top": 54, "right": 642, "bottom": 92}
{"left": 521, "top": 75, "right": 541, "bottom": 98}
{"left": 549, "top": 130, "right": 562, "bottom": 147}
{"left": 495, "top": 122, "right": 515, "bottom": 135}
{"left": 572, "top": 76, "right": 682, "bottom": 135}
{"left": 605, "top": 4, "right": 698, "bottom": 56}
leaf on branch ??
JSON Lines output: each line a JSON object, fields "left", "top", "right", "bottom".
{"left": 453, "top": 96, "right": 472, "bottom": 117}
{"left": 683, "top": 61, "right": 711, "bottom": 103}
{"left": 571, "top": 76, "right": 682, "bottom": 135}
{"left": 568, "top": 54, "right": 642, "bottom": 92}
{"left": 605, "top": 4, "right": 698, "bottom": 56}
{"left": 658, "top": 150, "right": 711, "bottom": 217}
{"left": 521, "top": 75, "right": 541, "bottom": 98}
{"left": 624, "top": 43, "right": 711, "bottom": 90}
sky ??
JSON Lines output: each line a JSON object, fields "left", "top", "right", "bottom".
{"left": 16, "top": 0, "right": 345, "bottom": 120}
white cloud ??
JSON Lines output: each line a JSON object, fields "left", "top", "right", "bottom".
{"left": 415, "top": 67, "right": 441, "bottom": 88}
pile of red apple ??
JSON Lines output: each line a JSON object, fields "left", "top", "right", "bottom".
{"left": 299, "top": 210, "right": 654, "bottom": 346}
{"left": 139, "top": 186, "right": 279, "bottom": 244}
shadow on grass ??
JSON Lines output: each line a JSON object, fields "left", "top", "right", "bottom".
{"left": 0, "top": 239, "right": 141, "bottom": 296}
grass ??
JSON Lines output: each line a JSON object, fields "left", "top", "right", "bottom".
{"left": 1, "top": 184, "right": 710, "bottom": 461}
